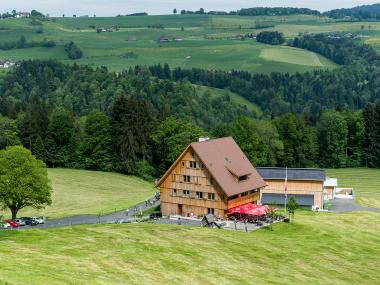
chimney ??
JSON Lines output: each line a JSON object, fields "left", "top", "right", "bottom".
{"left": 198, "top": 136, "right": 210, "bottom": 142}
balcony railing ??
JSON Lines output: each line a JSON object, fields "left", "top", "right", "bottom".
{"left": 227, "top": 192, "right": 260, "bottom": 209}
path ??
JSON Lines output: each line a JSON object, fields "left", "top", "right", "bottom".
{"left": 20, "top": 196, "right": 160, "bottom": 230}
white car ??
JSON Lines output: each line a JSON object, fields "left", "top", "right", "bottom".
{"left": 31, "top": 216, "right": 45, "bottom": 224}
{"left": 0, "top": 222, "right": 11, "bottom": 229}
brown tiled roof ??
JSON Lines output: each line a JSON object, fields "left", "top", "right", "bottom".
{"left": 156, "top": 137, "right": 266, "bottom": 197}
{"left": 191, "top": 137, "right": 266, "bottom": 196}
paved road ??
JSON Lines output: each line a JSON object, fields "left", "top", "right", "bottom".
{"left": 20, "top": 196, "right": 160, "bottom": 230}
{"left": 331, "top": 198, "right": 380, "bottom": 213}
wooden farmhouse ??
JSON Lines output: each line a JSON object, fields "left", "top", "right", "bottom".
{"left": 156, "top": 137, "right": 266, "bottom": 218}
{"left": 256, "top": 167, "right": 326, "bottom": 209}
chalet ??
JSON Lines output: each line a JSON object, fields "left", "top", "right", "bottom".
{"left": 156, "top": 137, "right": 266, "bottom": 218}
{"left": 257, "top": 167, "right": 326, "bottom": 209}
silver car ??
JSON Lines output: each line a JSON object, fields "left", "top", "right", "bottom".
{"left": 14, "top": 219, "right": 26, "bottom": 226}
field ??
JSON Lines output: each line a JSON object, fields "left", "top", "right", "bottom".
{"left": 0, "top": 211, "right": 379, "bottom": 284}
{"left": 194, "top": 85, "right": 263, "bottom": 117}
{"left": 14, "top": 168, "right": 156, "bottom": 219}
{"left": 327, "top": 168, "right": 380, "bottom": 209}
{"left": 0, "top": 14, "right": 346, "bottom": 73}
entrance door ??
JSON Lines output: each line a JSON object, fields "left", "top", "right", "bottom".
{"left": 177, "top": 204, "right": 183, "bottom": 216}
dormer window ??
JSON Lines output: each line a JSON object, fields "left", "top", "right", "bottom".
{"left": 238, "top": 175, "right": 249, "bottom": 182}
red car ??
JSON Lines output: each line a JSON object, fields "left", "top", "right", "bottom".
{"left": 4, "top": 220, "right": 19, "bottom": 228}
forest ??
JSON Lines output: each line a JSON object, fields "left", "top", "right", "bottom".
{"left": 0, "top": 33, "right": 380, "bottom": 180}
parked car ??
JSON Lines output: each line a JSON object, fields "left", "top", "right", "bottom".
{"left": 0, "top": 222, "right": 11, "bottom": 229}
{"left": 14, "top": 219, "right": 26, "bottom": 226}
{"left": 20, "top": 217, "right": 39, "bottom": 226}
{"left": 31, "top": 216, "right": 45, "bottom": 224}
{"left": 4, "top": 220, "right": 19, "bottom": 228}
{"left": 149, "top": 211, "right": 162, "bottom": 219}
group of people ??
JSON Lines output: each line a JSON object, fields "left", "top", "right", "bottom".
{"left": 124, "top": 192, "right": 160, "bottom": 218}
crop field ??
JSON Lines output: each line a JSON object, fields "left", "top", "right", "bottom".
{"left": 0, "top": 211, "right": 379, "bottom": 284}
{"left": 0, "top": 14, "right": 358, "bottom": 73}
{"left": 14, "top": 168, "right": 156, "bottom": 219}
{"left": 327, "top": 168, "right": 380, "bottom": 209}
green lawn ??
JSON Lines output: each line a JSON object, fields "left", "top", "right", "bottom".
{"left": 0, "top": 211, "right": 379, "bottom": 284}
{"left": 327, "top": 168, "right": 380, "bottom": 209}
{"left": 14, "top": 168, "right": 156, "bottom": 219}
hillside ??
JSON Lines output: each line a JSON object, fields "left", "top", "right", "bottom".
{"left": 16, "top": 168, "right": 155, "bottom": 219}
{"left": 0, "top": 211, "right": 379, "bottom": 284}
{"left": 194, "top": 85, "right": 263, "bottom": 117}
{"left": 0, "top": 14, "right": 340, "bottom": 73}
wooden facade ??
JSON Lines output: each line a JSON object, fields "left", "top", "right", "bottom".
{"left": 159, "top": 147, "right": 261, "bottom": 218}
{"left": 260, "top": 179, "right": 324, "bottom": 208}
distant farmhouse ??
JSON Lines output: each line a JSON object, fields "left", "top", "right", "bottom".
{"left": 156, "top": 137, "right": 338, "bottom": 217}
{"left": 0, "top": 59, "right": 15, "bottom": 69}
{"left": 16, "top": 12, "right": 31, "bottom": 18}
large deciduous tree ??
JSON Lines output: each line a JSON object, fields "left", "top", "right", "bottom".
{"left": 151, "top": 116, "right": 206, "bottom": 175}
{"left": 0, "top": 146, "right": 52, "bottom": 219}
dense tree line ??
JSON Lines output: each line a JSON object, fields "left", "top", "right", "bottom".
{"left": 290, "top": 33, "right": 379, "bottom": 65}
{"left": 324, "top": 4, "right": 380, "bottom": 20}
{"left": 256, "top": 31, "right": 285, "bottom": 45}
{"left": 237, "top": 7, "right": 320, "bottom": 16}
{"left": 0, "top": 35, "right": 55, "bottom": 51}
{"left": 178, "top": 7, "right": 320, "bottom": 16}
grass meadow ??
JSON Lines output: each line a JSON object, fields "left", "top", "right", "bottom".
{"left": 0, "top": 14, "right": 347, "bottom": 73}
{"left": 0, "top": 211, "right": 379, "bottom": 284}
{"left": 327, "top": 168, "right": 380, "bottom": 209}
{"left": 14, "top": 168, "right": 156, "bottom": 219}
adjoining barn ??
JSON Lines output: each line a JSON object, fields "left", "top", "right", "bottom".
{"left": 257, "top": 167, "right": 326, "bottom": 209}
{"left": 155, "top": 137, "right": 266, "bottom": 218}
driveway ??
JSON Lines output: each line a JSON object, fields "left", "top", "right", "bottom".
{"left": 331, "top": 197, "right": 380, "bottom": 213}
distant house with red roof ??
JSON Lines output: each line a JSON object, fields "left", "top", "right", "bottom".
{"left": 155, "top": 137, "right": 266, "bottom": 217}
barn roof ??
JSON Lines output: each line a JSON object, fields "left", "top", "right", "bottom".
{"left": 256, "top": 167, "right": 326, "bottom": 181}
{"left": 156, "top": 137, "right": 266, "bottom": 197}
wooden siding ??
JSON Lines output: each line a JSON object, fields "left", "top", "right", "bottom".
{"left": 227, "top": 192, "right": 260, "bottom": 209}
{"left": 260, "top": 179, "right": 324, "bottom": 208}
{"left": 159, "top": 147, "right": 228, "bottom": 217}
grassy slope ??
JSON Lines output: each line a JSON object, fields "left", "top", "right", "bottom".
{"left": 194, "top": 85, "right": 263, "bottom": 117}
{"left": 0, "top": 211, "right": 379, "bottom": 284}
{"left": 0, "top": 15, "right": 339, "bottom": 74}
{"left": 15, "top": 168, "right": 156, "bottom": 219}
{"left": 327, "top": 168, "right": 380, "bottom": 209}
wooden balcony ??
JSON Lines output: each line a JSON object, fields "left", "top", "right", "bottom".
{"left": 227, "top": 192, "right": 260, "bottom": 209}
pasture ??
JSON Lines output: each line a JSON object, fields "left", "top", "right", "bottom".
{"left": 327, "top": 168, "right": 380, "bottom": 209}
{"left": 15, "top": 168, "right": 156, "bottom": 219}
{"left": 0, "top": 211, "right": 379, "bottom": 284}
{"left": 0, "top": 14, "right": 349, "bottom": 73}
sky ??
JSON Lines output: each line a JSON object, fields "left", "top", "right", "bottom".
{"left": 0, "top": 1, "right": 379, "bottom": 17}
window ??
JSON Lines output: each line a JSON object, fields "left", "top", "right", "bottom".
{"left": 172, "top": 189, "right": 178, "bottom": 196}
{"left": 189, "top": 161, "right": 198, "bottom": 169}
{"left": 196, "top": 191, "right": 203, "bottom": 199}
{"left": 182, "top": 162, "right": 185, "bottom": 167}
{"left": 208, "top": 193, "right": 215, "bottom": 200}
{"left": 183, "top": 190, "right": 190, "bottom": 197}
{"left": 208, "top": 208, "right": 215, "bottom": 215}
{"left": 238, "top": 175, "right": 249, "bottom": 182}
{"left": 182, "top": 175, "right": 190, "bottom": 183}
